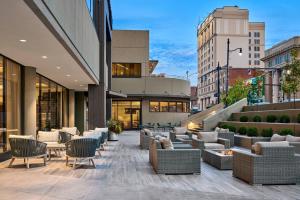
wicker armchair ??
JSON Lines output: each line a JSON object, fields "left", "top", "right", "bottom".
{"left": 169, "top": 127, "right": 192, "bottom": 142}
{"left": 140, "top": 129, "right": 163, "bottom": 149}
{"left": 59, "top": 131, "right": 72, "bottom": 143}
{"left": 83, "top": 131, "right": 103, "bottom": 156}
{"left": 233, "top": 143, "right": 300, "bottom": 185}
{"left": 65, "top": 138, "right": 98, "bottom": 169}
{"left": 9, "top": 137, "right": 47, "bottom": 168}
{"left": 149, "top": 138, "right": 201, "bottom": 174}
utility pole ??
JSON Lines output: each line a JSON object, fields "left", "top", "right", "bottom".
{"left": 226, "top": 38, "right": 230, "bottom": 101}
{"left": 217, "top": 62, "right": 221, "bottom": 104}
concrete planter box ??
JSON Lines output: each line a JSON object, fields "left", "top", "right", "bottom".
{"left": 234, "top": 135, "right": 270, "bottom": 149}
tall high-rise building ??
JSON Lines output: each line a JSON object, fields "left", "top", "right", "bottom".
{"left": 197, "top": 6, "right": 265, "bottom": 110}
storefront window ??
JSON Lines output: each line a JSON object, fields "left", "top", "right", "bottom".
{"left": 112, "top": 63, "right": 141, "bottom": 78}
{"left": 176, "top": 102, "right": 183, "bottom": 112}
{"left": 169, "top": 102, "right": 177, "bottom": 112}
{"left": 112, "top": 101, "right": 141, "bottom": 129}
{"left": 160, "top": 102, "right": 169, "bottom": 112}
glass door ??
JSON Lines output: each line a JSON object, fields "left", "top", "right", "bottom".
{"left": 112, "top": 101, "right": 141, "bottom": 130}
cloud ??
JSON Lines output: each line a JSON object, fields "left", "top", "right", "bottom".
{"left": 150, "top": 42, "right": 198, "bottom": 86}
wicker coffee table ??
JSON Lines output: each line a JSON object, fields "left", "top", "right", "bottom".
{"left": 202, "top": 149, "right": 233, "bottom": 170}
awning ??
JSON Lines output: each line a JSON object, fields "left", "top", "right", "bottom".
{"left": 106, "top": 90, "right": 127, "bottom": 98}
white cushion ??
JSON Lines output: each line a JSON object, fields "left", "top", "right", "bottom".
{"left": 143, "top": 128, "right": 153, "bottom": 136}
{"left": 286, "top": 135, "right": 300, "bottom": 142}
{"left": 38, "top": 131, "right": 59, "bottom": 142}
{"left": 176, "top": 135, "right": 190, "bottom": 140}
{"left": 83, "top": 131, "right": 95, "bottom": 136}
{"left": 197, "top": 132, "right": 218, "bottom": 143}
{"left": 215, "top": 127, "right": 229, "bottom": 133}
{"left": 9, "top": 135, "right": 34, "bottom": 140}
{"left": 62, "top": 127, "right": 78, "bottom": 135}
{"left": 254, "top": 141, "right": 289, "bottom": 155}
{"left": 204, "top": 143, "right": 225, "bottom": 150}
{"left": 95, "top": 128, "right": 108, "bottom": 132}
{"left": 46, "top": 142, "right": 65, "bottom": 148}
{"left": 270, "top": 134, "right": 286, "bottom": 142}
{"left": 174, "top": 127, "right": 187, "bottom": 135}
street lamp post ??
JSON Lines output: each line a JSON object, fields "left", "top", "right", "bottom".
{"left": 225, "top": 38, "right": 243, "bottom": 107}
{"left": 217, "top": 62, "right": 221, "bottom": 104}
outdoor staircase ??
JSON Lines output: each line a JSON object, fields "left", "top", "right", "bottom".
{"left": 181, "top": 103, "right": 224, "bottom": 130}
{"left": 219, "top": 101, "right": 300, "bottom": 136}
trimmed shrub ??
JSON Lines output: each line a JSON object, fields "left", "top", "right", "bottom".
{"left": 220, "top": 124, "right": 229, "bottom": 129}
{"left": 279, "top": 115, "right": 290, "bottom": 123}
{"left": 266, "top": 115, "right": 277, "bottom": 123}
{"left": 261, "top": 128, "right": 273, "bottom": 137}
{"left": 279, "top": 128, "right": 294, "bottom": 136}
{"left": 297, "top": 114, "right": 300, "bottom": 123}
{"left": 253, "top": 115, "right": 262, "bottom": 122}
{"left": 247, "top": 127, "right": 258, "bottom": 137}
{"left": 238, "top": 127, "right": 247, "bottom": 135}
{"left": 240, "top": 116, "right": 249, "bottom": 122}
{"left": 227, "top": 125, "right": 236, "bottom": 133}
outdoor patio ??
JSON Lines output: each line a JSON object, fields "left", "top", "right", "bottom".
{"left": 0, "top": 131, "right": 299, "bottom": 200}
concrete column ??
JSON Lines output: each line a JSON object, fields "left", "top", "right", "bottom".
{"left": 75, "top": 92, "right": 86, "bottom": 133}
{"left": 272, "top": 70, "right": 279, "bottom": 103}
{"left": 22, "top": 67, "right": 36, "bottom": 137}
{"left": 69, "top": 90, "right": 75, "bottom": 127}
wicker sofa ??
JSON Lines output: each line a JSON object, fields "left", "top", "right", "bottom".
{"left": 233, "top": 141, "right": 300, "bottom": 185}
{"left": 149, "top": 137, "right": 201, "bottom": 174}
{"left": 9, "top": 135, "right": 47, "bottom": 168}
{"left": 169, "top": 127, "right": 192, "bottom": 142}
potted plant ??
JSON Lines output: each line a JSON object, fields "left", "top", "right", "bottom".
{"left": 107, "top": 119, "right": 123, "bottom": 141}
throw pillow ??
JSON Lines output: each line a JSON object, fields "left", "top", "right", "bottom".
{"left": 159, "top": 138, "right": 174, "bottom": 150}
{"left": 144, "top": 128, "right": 153, "bottom": 136}
{"left": 286, "top": 135, "right": 300, "bottom": 142}
{"left": 197, "top": 132, "right": 218, "bottom": 143}
{"left": 270, "top": 134, "right": 286, "bottom": 142}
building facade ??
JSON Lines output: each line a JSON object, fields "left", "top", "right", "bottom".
{"left": 261, "top": 36, "right": 300, "bottom": 103}
{"left": 111, "top": 30, "right": 190, "bottom": 129}
{"left": 197, "top": 6, "right": 265, "bottom": 110}
{"left": 0, "top": 0, "right": 112, "bottom": 161}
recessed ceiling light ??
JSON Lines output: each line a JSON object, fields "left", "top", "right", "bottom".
{"left": 56, "top": 66, "right": 61, "bottom": 69}
{"left": 11, "top": 73, "right": 16, "bottom": 76}
{"left": 74, "top": 80, "right": 78, "bottom": 82}
{"left": 19, "top": 39, "right": 27, "bottom": 43}
{"left": 41, "top": 56, "right": 48, "bottom": 59}
{"left": 80, "top": 84, "right": 84, "bottom": 87}
{"left": 66, "top": 74, "right": 71, "bottom": 77}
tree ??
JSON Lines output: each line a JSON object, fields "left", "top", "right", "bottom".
{"left": 282, "top": 49, "right": 300, "bottom": 106}
{"left": 221, "top": 79, "right": 251, "bottom": 106}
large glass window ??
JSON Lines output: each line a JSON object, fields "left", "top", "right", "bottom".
{"left": 112, "top": 63, "right": 141, "bottom": 78}
{"left": 149, "top": 101, "right": 190, "bottom": 113}
{"left": 0, "top": 56, "right": 21, "bottom": 155}
{"left": 36, "top": 74, "right": 69, "bottom": 131}
{"left": 112, "top": 101, "right": 141, "bottom": 129}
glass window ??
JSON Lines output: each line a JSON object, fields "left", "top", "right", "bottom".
{"left": 0, "top": 56, "right": 4, "bottom": 153}
{"left": 36, "top": 74, "right": 68, "bottom": 131}
{"left": 149, "top": 101, "right": 159, "bottom": 112}
{"left": 160, "top": 102, "right": 169, "bottom": 112}
{"left": 169, "top": 102, "right": 177, "bottom": 112}
{"left": 176, "top": 102, "right": 183, "bottom": 112}
{"left": 112, "top": 63, "right": 141, "bottom": 78}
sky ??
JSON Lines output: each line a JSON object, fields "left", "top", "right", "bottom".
{"left": 110, "top": 0, "right": 300, "bottom": 86}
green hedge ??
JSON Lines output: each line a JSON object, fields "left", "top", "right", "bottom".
{"left": 266, "top": 115, "right": 277, "bottom": 123}
{"left": 261, "top": 128, "right": 273, "bottom": 137}
{"left": 247, "top": 127, "right": 258, "bottom": 137}
{"left": 240, "top": 116, "right": 249, "bottom": 122}
{"left": 279, "top": 128, "right": 294, "bottom": 136}
{"left": 253, "top": 115, "right": 262, "bottom": 122}
{"left": 238, "top": 127, "right": 247, "bottom": 135}
{"left": 279, "top": 115, "right": 290, "bottom": 123}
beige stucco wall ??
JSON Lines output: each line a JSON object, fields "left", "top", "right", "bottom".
{"left": 142, "top": 100, "right": 189, "bottom": 125}
{"left": 112, "top": 77, "right": 190, "bottom": 96}
{"left": 34, "top": 0, "right": 100, "bottom": 82}
{"left": 112, "top": 30, "right": 149, "bottom": 76}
